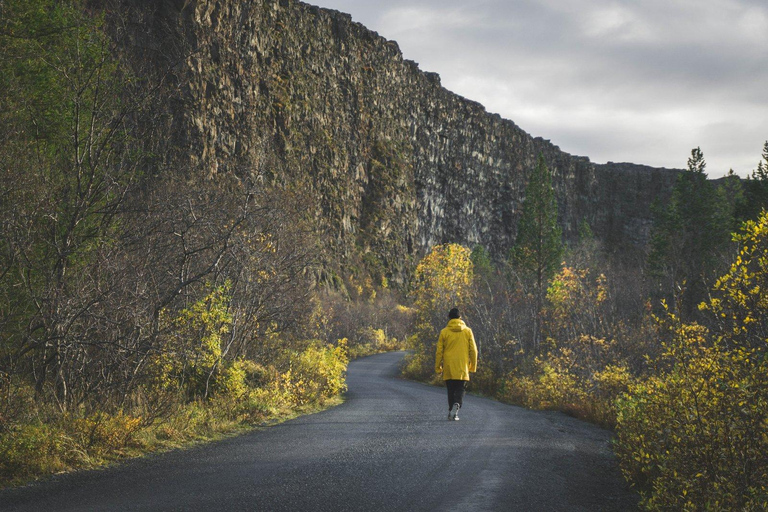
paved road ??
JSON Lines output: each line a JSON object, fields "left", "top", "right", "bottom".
{"left": 1, "top": 352, "right": 637, "bottom": 511}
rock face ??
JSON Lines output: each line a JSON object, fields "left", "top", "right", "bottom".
{"left": 115, "top": 0, "right": 681, "bottom": 282}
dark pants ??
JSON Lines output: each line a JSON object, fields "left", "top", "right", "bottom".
{"left": 445, "top": 380, "right": 467, "bottom": 410}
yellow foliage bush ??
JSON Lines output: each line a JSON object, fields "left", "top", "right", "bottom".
{"left": 214, "top": 360, "right": 250, "bottom": 399}
{"left": 615, "top": 327, "right": 768, "bottom": 510}
{"left": 616, "top": 212, "right": 768, "bottom": 511}
{"left": 401, "top": 346, "right": 435, "bottom": 382}
{"left": 0, "top": 411, "right": 141, "bottom": 485}
{"left": 700, "top": 213, "right": 768, "bottom": 349}
{"left": 411, "top": 243, "right": 474, "bottom": 315}
{"left": 348, "top": 327, "right": 403, "bottom": 359}
{"left": 469, "top": 365, "right": 500, "bottom": 397}
{"left": 503, "top": 358, "right": 585, "bottom": 411}
{"left": 500, "top": 337, "right": 632, "bottom": 426}
{"left": 68, "top": 411, "right": 142, "bottom": 454}
{"left": 592, "top": 364, "right": 632, "bottom": 402}
{"left": 280, "top": 339, "right": 348, "bottom": 406}
{"left": 546, "top": 265, "right": 610, "bottom": 342}
{"left": 148, "top": 284, "right": 233, "bottom": 400}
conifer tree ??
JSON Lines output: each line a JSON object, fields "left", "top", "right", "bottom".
{"left": 510, "top": 154, "right": 563, "bottom": 347}
{"left": 648, "top": 147, "right": 733, "bottom": 317}
{"left": 470, "top": 244, "right": 494, "bottom": 282}
{"left": 739, "top": 141, "right": 768, "bottom": 221}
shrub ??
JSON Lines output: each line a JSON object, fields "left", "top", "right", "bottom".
{"left": 348, "top": 327, "right": 403, "bottom": 359}
{"left": 280, "top": 339, "right": 348, "bottom": 406}
{"left": 503, "top": 357, "right": 585, "bottom": 411}
{"left": 148, "top": 285, "right": 233, "bottom": 401}
{"left": 211, "top": 358, "right": 258, "bottom": 400}
{"left": 615, "top": 213, "right": 768, "bottom": 510}
{"left": 469, "top": 365, "right": 500, "bottom": 397}
{"left": 68, "top": 411, "right": 142, "bottom": 455}
{"left": 546, "top": 265, "right": 609, "bottom": 341}
{"left": 401, "top": 336, "right": 439, "bottom": 383}
{"left": 615, "top": 327, "right": 768, "bottom": 510}
{"left": 411, "top": 244, "right": 474, "bottom": 314}
{"left": 0, "top": 423, "right": 64, "bottom": 483}
{"left": 498, "top": 333, "right": 633, "bottom": 426}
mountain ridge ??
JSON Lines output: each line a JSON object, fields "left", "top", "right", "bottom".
{"left": 113, "top": 0, "right": 682, "bottom": 282}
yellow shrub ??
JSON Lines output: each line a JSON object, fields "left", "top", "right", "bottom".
{"left": 349, "top": 327, "right": 404, "bottom": 359}
{"left": 592, "top": 365, "right": 632, "bottom": 396}
{"left": 401, "top": 345, "right": 434, "bottom": 382}
{"left": 616, "top": 323, "right": 768, "bottom": 510}
{"left": 499, "top": 376, "right": 526, "bottom": 407}
{"left": 615, "top": 213, "right": 768, "bottom": 510}
{"left": 546, "top": 266, "right": 608, "bottom": 339}
{"left": 211, "top": 358, "right": 258, "bottom": 400}
{"left": 68, "top": 411, "right": 142, "bottom": 455}
{"left": 499, "top": 346, "right": 628, "bottom": 426}
{"left": 700, "top": 212, "right": 768, "bottom": 349}
{"left": 470, "top": 366, "right": 499, "bottom": 397}
{"left": 537, "top": 361, "right": 587, "bottom": 411}
{"left": 501, "top": 357, "right": 583, "bottom": 410}
{"left": 0, "top": 410, "right": 146, "bottom": 485}
{"left": 149, "top": 284, "right": 233, "bottom": 400}
{"left": 411, "top": 243, "right": 474, "bottom": 317}
{"left": 280, "top": 339, "right": 348, "bottom": 406}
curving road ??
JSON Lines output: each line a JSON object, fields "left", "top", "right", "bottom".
{"left": 1, "top": 352, "right": 637, "bottom": 511}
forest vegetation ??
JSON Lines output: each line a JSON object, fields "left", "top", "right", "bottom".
{"left": 2, "top": 1, "right": 768, "bottom": 510}
{"left": 0, "top": 0, "right": 409, "bottom": 487}
{"left": 403, "top": 146, "right": 768, "bottom": 510}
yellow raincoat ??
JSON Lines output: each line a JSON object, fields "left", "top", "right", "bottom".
{"left": 435, "top": 318, "right": 478, "bottom": 381}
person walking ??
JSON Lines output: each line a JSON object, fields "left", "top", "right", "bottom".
{"left": 435, "top": 308, "right": 478, "bottom": 421}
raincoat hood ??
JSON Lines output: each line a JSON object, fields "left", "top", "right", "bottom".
{"left": 447, "top": 318, "right": 466, "bottom": 332}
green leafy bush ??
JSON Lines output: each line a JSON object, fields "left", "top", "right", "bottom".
{"left": 0, "top": 423, "right": 64, "bottom": 483}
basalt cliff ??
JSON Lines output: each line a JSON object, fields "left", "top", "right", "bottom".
{"left": 114, "top": 0, "right": 681, "bottom": 283}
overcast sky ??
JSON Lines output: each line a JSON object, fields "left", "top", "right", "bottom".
{"left": 311, "top": 0, "right": 768, "bottom": 177}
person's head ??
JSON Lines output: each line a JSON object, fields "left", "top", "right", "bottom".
{"left": 448, "top": 308, "right": 460, "bottom": 320}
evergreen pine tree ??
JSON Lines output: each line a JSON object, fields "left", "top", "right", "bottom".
{"left": 470, "top": 244, "right": 494, "bottom": 281}
{"left": 740, "top": 141, "right": 768, "bottom": 221}
{"left": 648, "top": 147, "right": 734, "bottom": 317}
{"left": 510, "top": 154, "right": 563, "bottom": 347}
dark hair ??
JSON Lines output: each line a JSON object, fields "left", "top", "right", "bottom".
{"left": 448, "top": 308, "right": 460, "bottom": 319}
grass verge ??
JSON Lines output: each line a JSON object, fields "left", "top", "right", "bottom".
{"left": 0, "top": 395, "right": 343, "bottom": 490}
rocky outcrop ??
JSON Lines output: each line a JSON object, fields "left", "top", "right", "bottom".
{"left": 113, "top": 0, "right": 681, "bottom": 282}
{"left": 592, "top": 162, "right": 680, "bottom": 250}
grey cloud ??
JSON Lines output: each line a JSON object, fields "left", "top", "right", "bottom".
{"left": 311, "top": 0, "right": 768, "bottom": 176}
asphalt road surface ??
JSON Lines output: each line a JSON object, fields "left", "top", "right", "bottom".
{"left": 1, "top": 351, "right": 638, "bottom": 511}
